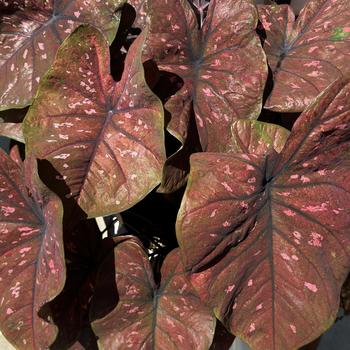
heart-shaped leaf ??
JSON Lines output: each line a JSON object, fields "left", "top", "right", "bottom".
{"left": 177, "top": 79, "right": 350, "bottom": 349}
{"left": 0, "top": 0, "right": 125, "bottom": 110}
{"left": 0, "top": 151, "right": 65, "bottom": 349}
{"left": 91, "top": 238, "right": 215, "bottom": 349}
{"left": 145, "top": 0, "right": 267, "bottom": 152}
{"left": 24, "top": 25, "right": 165, "bottom": 218}
{"left": 259, "top": 1, "right": 350, "bottom": 112}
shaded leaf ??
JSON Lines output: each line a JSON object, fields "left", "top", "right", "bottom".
{"left": 176, "top": 79, "right": 350, "bottom": 349}
{"left": 228, "top": 120, "right": 290, "bottom": 154}
{"left": 24, "top": 25, "right": 165, "bottom": 218}
{"left": 92, "top": 238, "right": 215, "bottom": 349}
{"left": 0, "top": 123, "right": 24, "bottom": 143}
{"left": 259, "top": 1, "right": 350, "bottom": 112}
{"left": 0, "top": 0, "right": 125, "bottom": 110}
{"left": 0, "top": 151, "right": 65, "bottom": 349}
{"left": 145, "top": 0, "right": 267, "bottom": 151}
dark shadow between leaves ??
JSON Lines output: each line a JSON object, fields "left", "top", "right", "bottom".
{"left": 110, "top": 3, "right": 139, "bottom": 82}
{"left": 258, "top": 109, "right": 301, "bottom": 131}
{"left": 152, "top": 71, "right": 184, "bottom": 110}
{"left": 0, "top": 106, "right": 28, "bottom": 123}
{"left": 209, "top": 320, "right": 235, "bottom": 350}
{"left": 37, "top": 159, "right": 87, "bottom": 227}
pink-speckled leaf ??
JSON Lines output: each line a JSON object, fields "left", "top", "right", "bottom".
{"left": 0, "top": 151, "right": 65, "bottom": 349}
{"left": 145, "top": 0, "right": 267, "bottom": 152}
{"left": 259, "top": 1, "right": 350, "bottom": 112}
{"left": 23, "top": 26, "right": 165, "bottom": 218}
{"left": 176, "top": 79, "right": 350, "bottom": 349}
{"left": 0, "top": 0, "right": 125, "bottom": 110}
{"left": 128, "top": 0, "right": 148, "bottom": 29}
{"left": 92, "top": 238, "right": 215, "bottom": 350}
{"left": 227, "top": 120, "right": 290, "bottom": 154}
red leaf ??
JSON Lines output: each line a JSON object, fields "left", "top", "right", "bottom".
{"left": 92, "top": 238, "right": 215, "bottom": 349}
{"left": 0, "top": 0, "right": 125, "bottom": 110}
{"left": 23, "top": 26, "right": 165, "bottom": 218}
{"left": 259, "top": 1, "right": 350, "bottom": 112}
{"left": 0, "top": 152, "right": 65, "bottom": 349}
{"left": 146, "top": 0, "right": 267, "bottom": 152}
{"left": 177, "top": 79, "right": 350, "bottom": 349}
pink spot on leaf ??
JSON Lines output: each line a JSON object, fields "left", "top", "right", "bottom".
{"left": 225, "top": 284, "right": 235, "bottom": 294}
{"left": 308, "top": 232, "right": 323, "bottom": 247}
{"left": 283, "top": 209, "right": 296, "bottom": 217}
{"left": 256, "top": 303, "right": 263, "bottom": 311}
{"left": 304, "top": 282, "right": 318, "bottom": 292}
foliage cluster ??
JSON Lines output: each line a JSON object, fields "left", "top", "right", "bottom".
{"left": 0, "top": 0, "right": 350, "bottom": 349}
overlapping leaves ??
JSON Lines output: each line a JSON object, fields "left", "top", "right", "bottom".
{"left": 145, "top": 0, "right": 267, "bottom": 152}
{"left": 0, "top": 150, "right": 65, "bottom": 349}
{"left": 177, "top": 79, "right": 350, "bottom": 349}
{"left": 24, "top": 25, "right": 165, "bottom": 218}
{"left": 92, "top": 237, "right": 216, "bottom": 350}
{"left": 0, "top": 0, "right": 125, "bottom": 110}
{"left": 259, "top": 0, "right": 350, "bottom": 112}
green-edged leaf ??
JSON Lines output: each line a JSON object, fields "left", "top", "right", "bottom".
{"left": 0, "top": 151, "right": 65, "bottom": 349}
{"left": 177, "top": 79, "right": 350, "bottom": 349}
{"left": 92, "top": 238, "right": 215, "bottom": 350}
{"left": 0, "top": 0, "right": 125, "bottom": 110}
{"left": 259, "top": 1, "right": 350, "bottom": 112}
{"left": 146, "top": 0, "right": 267, "bottom": 151}
{"left": 23, "top": 26, "right": 165, "bottom": 218}
{"left": 228, "top": 120, "right": 290, "bottom": 154}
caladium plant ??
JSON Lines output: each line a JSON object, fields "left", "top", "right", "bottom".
{"left": 0, "top": 0, "right": 349, "bottom": 349}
